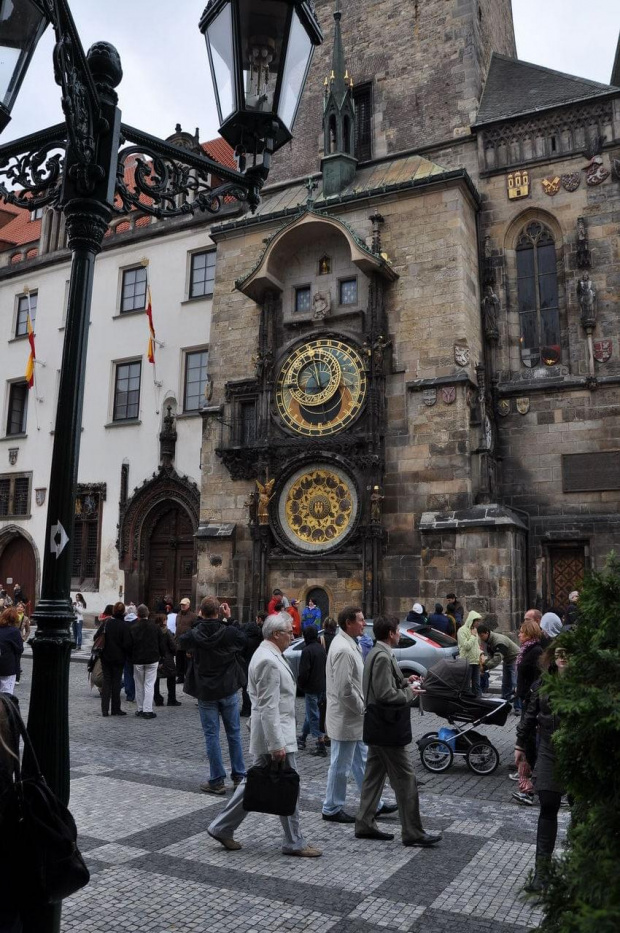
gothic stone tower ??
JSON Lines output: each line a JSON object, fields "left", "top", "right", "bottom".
{"left": 198, "top": 1, "right": 620, "bottom": 626}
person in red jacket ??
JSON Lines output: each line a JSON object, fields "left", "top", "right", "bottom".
{"left": 287, "top": 598, "right": 301, "bottom": 637}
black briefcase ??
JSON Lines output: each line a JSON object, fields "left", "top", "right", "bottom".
{"left": 243, "top": 760, "right": 300, "bottom": 816}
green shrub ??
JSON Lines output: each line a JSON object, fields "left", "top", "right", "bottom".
{"left": 536, "top": 554, "right": 620, "bottom": 932}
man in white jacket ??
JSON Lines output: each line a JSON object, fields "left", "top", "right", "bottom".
{"left": 207, "top": 612, "right": 322, "bottom": 857}
{"left": 321, "top": 606, "right": 395, "bottom": 823}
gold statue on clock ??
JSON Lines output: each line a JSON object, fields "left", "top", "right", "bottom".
{"left": 275, "top": 338, "right": 367, "bottom": 436}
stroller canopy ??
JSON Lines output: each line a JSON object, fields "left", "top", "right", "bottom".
{"left": 424, "top": 657, "right": 471, "bottom": 698}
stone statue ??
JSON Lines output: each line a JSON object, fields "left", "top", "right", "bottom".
{"left": 256, "top": 478, "right": 275, "bottom": 525}
{"left": 245, "top": 490, "right": 258, "bottom": 525}
{"left": 372, "top": 335, "right": 390, "bottom": 370}
{"left": 312, "top": 291, "right": 331, "bottom": 320}
{"left": 370, "top": 485, "right": 384, "bottom": 523}
{"left": 577, "top": 272, "right": 597, "bottom": 330}
{"left": 481, "top": 285, "right": 500, "bottom": 342}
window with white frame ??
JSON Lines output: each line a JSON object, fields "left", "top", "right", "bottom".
{"left": 6, "top": 382, "right": 28, "bottom": 436}
{"left": 113, "top": 361, "right": 141, "bottom": 421}
{"left": 15, "top": 292, "right": 37, "bottom": 337}
{"left": 189, "top": 251, "right": 216, "bottom": 298}
{"left": 120, "top": 266, "right": 148, "bottom": 313}
{"left": 183, "top": 349, "right": 209, "bottom": 412}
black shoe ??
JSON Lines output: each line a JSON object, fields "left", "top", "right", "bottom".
{"left": 322, "top": 810, "right": 356, "bottom": 824}
{"left": 376, "top": 803, "right": 398, "bottom": 816}
{"left": 312, "top": 744, "right": 327, "bottom": 757}
{"left": 403, "top": 833, "right": 442, "bottom": 847}
{"left": 153, "top": 697, "right": 164, "bottom": 707}
{"left": 240, "top": 708, "right": 251, "bottom": 717}
{"left": 143, "top": 711, "right": 157, "bottom": 719}
{"left": 135, "top": 711, "right": 144, "bottom": 718}
{"left": 102, "top": 712, "right": 109, "bottom": 717}
{"left": 176, "top": 677, "right": 184, "bottom": 684}
{"left": 111, "top": 710, "right": 127, "bottom": 716}
{"left": 524, "top": 874, "right": 545, "bottom": 894}
{"left": 167, "top": 700, "right": 182, "bottom": 706}
{"left": 355, "top": 829, "right": 394, "bottom": 841}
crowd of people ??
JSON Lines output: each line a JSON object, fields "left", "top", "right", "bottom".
{"left": 0, "top": 582, "right": 578, "bottom": 881}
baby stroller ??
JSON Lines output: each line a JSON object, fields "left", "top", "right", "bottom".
{"left": 416, "top": 657, "right": 510, "bottom": 775}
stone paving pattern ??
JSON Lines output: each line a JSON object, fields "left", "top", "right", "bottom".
{"left": 15, "top": 654, "right": 568, "bottom": 932}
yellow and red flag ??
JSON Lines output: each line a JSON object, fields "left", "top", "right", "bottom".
{"left": 146, "top": 286, "right": 156, "bottom": 364}
{"left": 25, "top": 313, "right": 36, "bottom": 388}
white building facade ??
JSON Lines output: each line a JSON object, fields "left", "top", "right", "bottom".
{"left": 0, "top": 175, "right": 233, "bottom": 612}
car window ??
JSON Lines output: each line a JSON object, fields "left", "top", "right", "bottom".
{"left": 398, "top": 636, "right": 416, "bottom": 648}
{"left": 420, "top": 628, "right": 457, "bottom": 647}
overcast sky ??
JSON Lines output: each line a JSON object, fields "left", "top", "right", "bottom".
{"left": 3, "top": 0, "right": 619, "bottom": 145}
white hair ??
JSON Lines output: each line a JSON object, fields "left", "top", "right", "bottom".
{"left": 262, "top": 612, "right": 292, "bottom": 640}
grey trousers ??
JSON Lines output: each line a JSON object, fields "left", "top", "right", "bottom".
{"left": 356, "top": 744, "right": 425, "bottom": 844}
{"left": 207, "top": 752, "right": 306, "bottom": 853}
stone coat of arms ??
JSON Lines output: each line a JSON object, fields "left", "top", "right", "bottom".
{"left": 441, "top": 386, "right": 456, "bottom": 405}
{"left": 542, "top": 176, "right": 561, "bottom": 196}
{"left": 454, "top": 344, "right": 470, "bottom": 367}
{"left": 423, "top": 388, "right": 437, "bottom": 407}
{"left": 516, "top": 397, "right": 530, "bottom": 415}
{"left": 593, "top": 340, "right": 612, "bottom": 363}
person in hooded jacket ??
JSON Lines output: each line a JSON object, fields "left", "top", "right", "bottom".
{"left": 540, "top": 612, "right": 563, "bottom": 647}
{"left": 405, "top": 602, "right": 426, "bottom": 626}
{"left": 427, "top": 603, "right": 452, "bottom": 635}
{"left": 178, "top": 596, "right": 247, "bottom": 795}
{"left": 457, "top": 610, "right": 483, "bottom": 696}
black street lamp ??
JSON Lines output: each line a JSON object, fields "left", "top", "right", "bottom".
{"left": 0, "top": 2, "right": 321, "bottom": 930}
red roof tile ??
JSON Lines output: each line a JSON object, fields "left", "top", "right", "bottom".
{"left": 0, "top": 202, "right": 41, "bottom": 248}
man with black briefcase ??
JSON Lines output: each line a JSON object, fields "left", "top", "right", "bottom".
{"left": 207, "top": 612, "right": 322, "bottom": 858}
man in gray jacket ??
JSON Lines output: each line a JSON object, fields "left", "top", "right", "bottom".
{"left": 356, "top": 616, "right": 442, "bottom": 847}
{"left": 207, "top": 612, "right": 321, "bottom": 857}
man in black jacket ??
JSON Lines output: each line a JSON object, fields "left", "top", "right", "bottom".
{"left": 296, "top": 625, "right": 327, "bottom": 757}
{"left": 239, "top": 611, "right": 265, "bottom": 716}
{"left": 178, "top": 596, "right": 247, "bottom": 795}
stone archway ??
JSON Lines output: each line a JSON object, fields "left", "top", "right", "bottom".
{"left": 0, "top": 526, "right": 40, "bottom": 611}
{"left": 117, "top": 467, "right": 200, "bottom": 607}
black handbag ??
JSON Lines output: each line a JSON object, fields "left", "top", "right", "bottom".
{"left": 0, "top": 696, "right": 90, "bottom": 904}
{"left": 362, "top": 653, "right": 413, "bottom": 747}
{"left": 243, "top": 760, "right": 300, "bottom": 816}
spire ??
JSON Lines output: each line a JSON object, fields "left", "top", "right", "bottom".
{"left": 328, "top": 0, "right": 350, "bottom": 104}
{"left": 321, "top": 1, "right": 357, "bottom": 197}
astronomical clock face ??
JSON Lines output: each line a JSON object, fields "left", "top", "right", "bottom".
{"left": 275, "top": 338, "right": 367, "bottom": 436}
{"left": 278, "top": 465, "right": 358, "bottom": 553}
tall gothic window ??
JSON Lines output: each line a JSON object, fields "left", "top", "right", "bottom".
{"left": 516, "top": 221, "right": 561, "bottom": 367}
{"left": 353, "top": 84, "right": 372, "bottom": 161}
{"left": 72, "top": 486, "right": 105, "bottom": 590}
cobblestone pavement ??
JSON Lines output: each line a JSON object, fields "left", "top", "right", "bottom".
{"left": 16, "top": 654, "right": 567, "bottom": 933}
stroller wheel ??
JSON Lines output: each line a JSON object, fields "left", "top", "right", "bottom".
{"left": 420, "top": 739, "right": 453, "bottom": 773}
{"left": 466, "top": 741, "right": 499, "bottom": 775}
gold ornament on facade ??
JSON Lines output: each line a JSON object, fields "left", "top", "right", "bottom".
{"left": 283, "top": 469, "right": 355, "bottom": 549}
{"left": 506, "top": 169, "right": 529, "bottom": 199}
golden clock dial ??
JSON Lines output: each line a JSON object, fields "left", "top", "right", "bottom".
{"left": 275, "top": 338, "right": 367, "bottom": 436}
{"left": 278, "top": 466, "right": 358, "bottom": 552}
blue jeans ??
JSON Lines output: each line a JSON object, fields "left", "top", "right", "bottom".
{"left": 469, "top": 665, "right": 482, "bottom": 697}
{"left": 72, "top": 620, "right": 83, "bottom": 648}
{"left": 322, "top": 739, "right": 385, "bottom": 816}
{"left": 502, "top": 661, "right": 517, "bottom": 701}
{"left": 301, "top": 693, "right": 324, "bottom": 741}
{"left": 123, "top": 660, "right": 135, "bottom": 701}
{"left": 198, "top": 693, "right": 246, "bottom": 787}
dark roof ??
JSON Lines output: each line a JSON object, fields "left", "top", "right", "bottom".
{"left": 475, "top": 53, "right": 619, "bottom": 126}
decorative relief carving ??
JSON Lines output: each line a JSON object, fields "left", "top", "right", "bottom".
{"left": 577, "top": 272, "right": 597, "bottom": 332}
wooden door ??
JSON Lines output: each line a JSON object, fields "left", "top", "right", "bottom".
{"left": 146, "top": 507, "right": 195, "bottom": 609}
{"left": 0, "top": 535, "right": 36, "bottom": 611}
{"left": 549, "top": 546, "right": 585, "bottom": 610}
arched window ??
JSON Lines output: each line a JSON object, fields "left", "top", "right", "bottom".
{"left": 343, "top": 115, "right": 351, "bottom": 154}
{"left": 516, "top": 221, "right": 561, "bottom": 367}
{"left": 329, "top": 114, "right": 337, "bottom": 154}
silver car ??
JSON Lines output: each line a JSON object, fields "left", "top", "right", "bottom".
{"left": 284, "top": 621, "right": 458, "bottom": 680}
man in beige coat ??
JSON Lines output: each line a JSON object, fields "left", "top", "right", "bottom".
{"left": 321, "top": 606, "right": 394, "bottom": 823}
{"left": 356, "top": 616, "right": 442, "bottom": 847}
{"left": 207, "top": 612, "right": 321, "bottom": 857}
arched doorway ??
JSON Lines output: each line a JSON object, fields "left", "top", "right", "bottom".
{"left": 306, "top": 586, "right": 329, "bottom": 624}
{"left": 146, "top": 506, "right": 195, "bottom": 609}
{"left": 0, "top": 533, "right": 37, "bottom": 610}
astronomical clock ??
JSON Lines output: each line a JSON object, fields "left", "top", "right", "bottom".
{"left": 275, "top": 338, "right": 367, "bottom": 436}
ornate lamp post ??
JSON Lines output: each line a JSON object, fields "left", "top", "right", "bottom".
{"left": 0, "top": 2, "right": 321, "bottom": 930}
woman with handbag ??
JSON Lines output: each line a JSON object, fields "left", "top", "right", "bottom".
{"left": 356, "top": 616, "right": 442, "bottom": 848}
{"left": 153, "top": 614, "right": 181, "bottom": 707}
